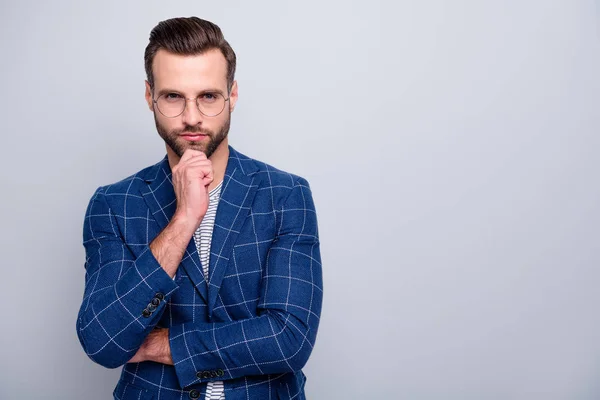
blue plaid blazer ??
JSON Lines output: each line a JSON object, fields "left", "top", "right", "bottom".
{"left": 76, "top": 145, "right": 323, "bottom": 400}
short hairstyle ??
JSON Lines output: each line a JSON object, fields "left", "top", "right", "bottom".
{"left": 144, "top": 17, "right": 236, "bottom": 91}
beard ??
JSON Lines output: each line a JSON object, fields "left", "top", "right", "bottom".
{"left": 154, "top": 110, "right": 231, "bottom": 158}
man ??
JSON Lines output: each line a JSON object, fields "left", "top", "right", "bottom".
{"left": 76, "top": 17, "right": 322, "bottom": 400}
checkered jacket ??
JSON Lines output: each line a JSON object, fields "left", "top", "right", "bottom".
{"left": 76, "top": 145, "right": 323, "bottom": 400}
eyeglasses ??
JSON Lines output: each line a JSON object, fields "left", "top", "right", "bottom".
{"left": 152, "top": 91, "right": 230, "bottom": 118}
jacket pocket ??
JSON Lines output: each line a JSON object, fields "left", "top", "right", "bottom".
{"left": 113, "top": 380, "right": 155, "bottom": 400}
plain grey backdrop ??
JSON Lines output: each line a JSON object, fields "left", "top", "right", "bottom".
{"left": 1, "top": 0, "right": 599, "bottom": 398}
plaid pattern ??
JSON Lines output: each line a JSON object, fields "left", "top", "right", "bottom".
{"left": 76, "top": 145, "right": 322, "bottom": 400}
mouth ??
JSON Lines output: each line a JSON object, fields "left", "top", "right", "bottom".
{"left": 180, "top": 133, "right": 208, "bottom": 142}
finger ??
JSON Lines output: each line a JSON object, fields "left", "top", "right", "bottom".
{"left": 179, "top": 149, "right": 196, "bottom": 162}
{"left": 188, "top": 150, "right": 207, "bottom": 160}
{"left": 180, "top": 149, "right": 206, "bottom": 163}
{"left": 175, "top": 159, "right": 210, "bottom": 176}
{"left": 183, "top": 169, "right": 213, "bottom": 186}
{"left": 185, "top": 160, "right": 213, "bottom": 173}
{"left": 198, "top": 169, "right": 214, "bottom": 182}
{"left": 188, "top": 164, "right": 212, "bottom": 180}
{"left": 185, "top": 159, "right": 212, "bottom": 167}
{"left": 198, "top": 169, "right": 214, "bottom": 179}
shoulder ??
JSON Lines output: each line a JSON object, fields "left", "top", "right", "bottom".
{"left": 100, "top": 158, "right": 166, "bottom": 195}
{"left": 230, "top": 147, "right": 315, "bottom": 212}
{"left": 232, "top": 146, "right": 310, "bottom": 190}
{"left": 85, "top": 157, "right": 167, "bottom": 212}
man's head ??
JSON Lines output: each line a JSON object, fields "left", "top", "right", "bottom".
{"left": 144, "top": 17, "right": 238, "bottom": 159}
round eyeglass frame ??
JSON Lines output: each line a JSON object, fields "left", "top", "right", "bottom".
{"left": 152, "top": 92, "right": 230, "bottom": 118}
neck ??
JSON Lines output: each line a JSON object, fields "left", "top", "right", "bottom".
{"left": 166, "top": 137, "right": 229, "bottom": 192}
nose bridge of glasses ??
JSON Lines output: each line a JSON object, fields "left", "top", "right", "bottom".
{"left": 180, "top": 96, "right": 204, "bottom": 120}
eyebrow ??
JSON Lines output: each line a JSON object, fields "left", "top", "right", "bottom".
{"left": 155, "top": 88, "right": 226, "bottom": 97}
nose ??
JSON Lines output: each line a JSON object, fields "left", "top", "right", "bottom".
{"left": 181, "top": 98, "right": 203, "bottom": 126}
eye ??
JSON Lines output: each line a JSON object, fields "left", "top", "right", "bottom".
{"left": 165, "top": 93, "right": 182, "bottom": 100}
{"left": 200, "top": 92, "right": 219, "bottom": 103}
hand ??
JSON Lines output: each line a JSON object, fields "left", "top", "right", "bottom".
{"left": 127, "top": 328, "right": 173, "bottom": 365}
{"left": 172, "top": 149, "right": 214, "bottom": 230}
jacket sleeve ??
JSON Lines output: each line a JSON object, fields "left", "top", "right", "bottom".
{"left": 76, "top": 186, "right": 180, "bottom": 368}
{"left": 168, "top": 177, "right": 323, "bottom": 388}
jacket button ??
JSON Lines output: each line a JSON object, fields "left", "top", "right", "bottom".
{"left": 216, "top": 369, "right": 224, "bottom": 377}
{"left": 142, "top": 309, "right": 151, "bottom": 318}
{"left": 155, "top": 292, "right": 165, "bottom": 300}
{"left": 189, "top": 389, "right": 200, "bottom": 399}
{"left": 151, "top": 298, "right": 160, "bottom": 306}
{"left": 196, "top": 371, "right": 204, "bottom": 379}
{"left": 202, "top": 371, "right": 211, "bottom": 379}
{"left": 210, "top": 370, "right": 217, "bottom": 378}
{"left": 147, "top": 303, "right": 157, "bottom": 312}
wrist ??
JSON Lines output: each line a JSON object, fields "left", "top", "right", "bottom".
{"left": 142, "top": 328, "right": 173, "bottom": 365}
{"left": 171, "top": 211, "right": 200, "bottom": 236}
{"left": 159, "top": 329, "right": 174, "bottom": 365}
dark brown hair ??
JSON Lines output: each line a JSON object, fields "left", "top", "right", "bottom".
{"left": 144, "top": 17, "right": 236, "bottom": 92}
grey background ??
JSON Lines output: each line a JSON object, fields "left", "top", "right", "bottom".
{"left": 0, "top": 0, "right": 599, "bottom": 398}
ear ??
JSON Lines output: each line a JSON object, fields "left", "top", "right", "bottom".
{"left": 228, "top": 80, "right": 239, "bottom": 113}
{"left": 144, "top": 81, "right": 154, "bottom": 112}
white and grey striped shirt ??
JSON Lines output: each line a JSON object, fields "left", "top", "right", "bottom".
{"left": 175, "top": 181, "right": 225, "bottom": 399}
{"left": 192, "top": 181, "right": 223, "bottom": 284}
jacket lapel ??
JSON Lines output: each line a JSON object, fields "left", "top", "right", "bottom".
{"left": 207, "top": 146, "right": 261, "bottom": 315}
{"left": 140, "top": 156, "right": 209, "bottom": 303}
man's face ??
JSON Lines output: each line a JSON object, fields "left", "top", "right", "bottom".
{"left": 145, "top": 48, "right": 238, "bottom": 158}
